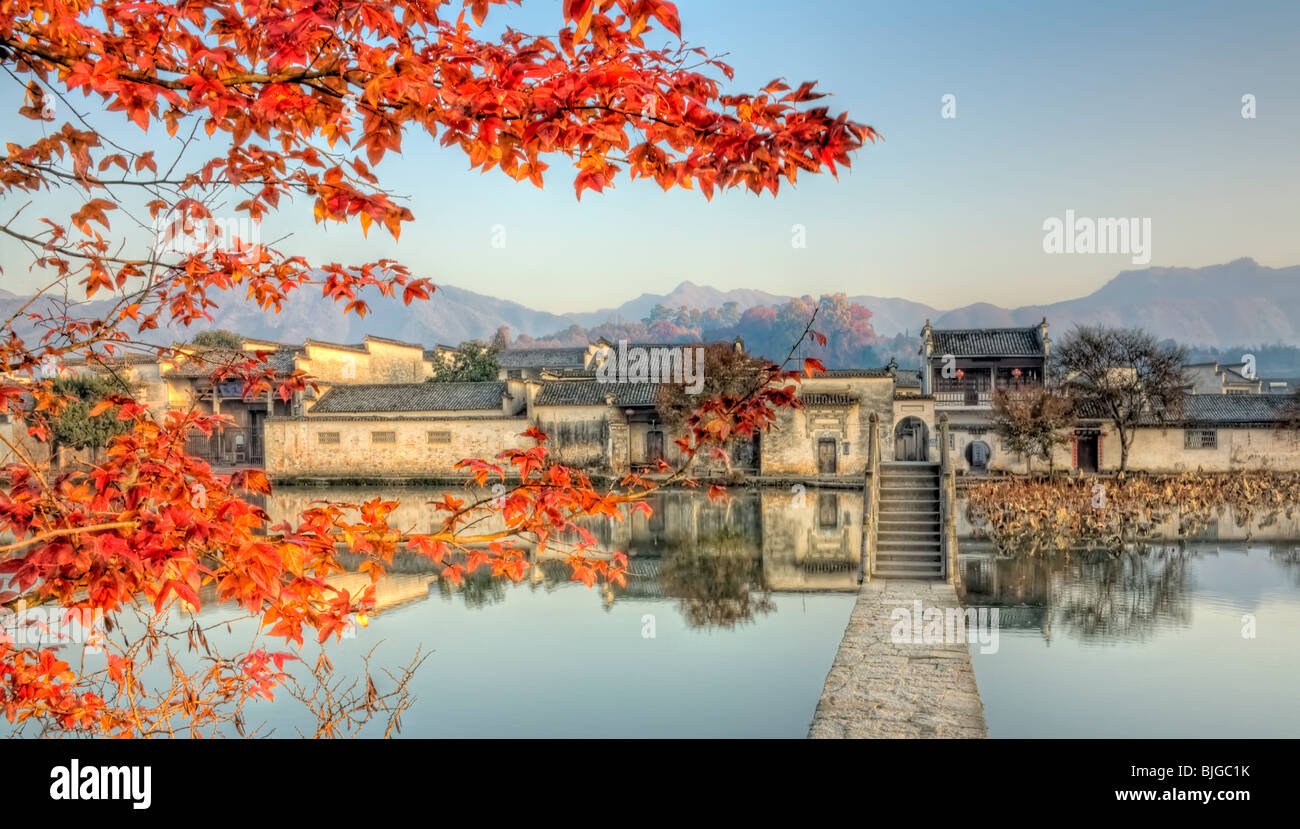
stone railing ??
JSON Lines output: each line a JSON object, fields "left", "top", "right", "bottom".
{"left": 861, "top": 411, "right": 881, "bottom": 582}
{"left": 937, "top": 413, "right": 959, "bottom": 585}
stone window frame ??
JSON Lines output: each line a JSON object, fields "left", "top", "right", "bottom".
{"left": 427, "top": 430, "right": 451, "bottom": 444}
{"left": 317, "top": 431, "right": 341, "bottom": 445}
{"left": 371, "top": 430, "right": 397, "bottom": 444}
{"left": 1184, "top": 429, "right": 1217, "bottom": 450}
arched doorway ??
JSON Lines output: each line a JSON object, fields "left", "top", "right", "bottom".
{"left": 965, "top": 439, "right": 991, "bottom": 470}
{"left": 894, "top": 417, "right": 929, "bottom": 462}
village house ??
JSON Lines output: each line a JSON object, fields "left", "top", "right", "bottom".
{"left": 496, "top": 346, "right": 598, "bottom": 380}
{"left": 263, "top": 380, "right": 532, "bottom": 477}
{"left": 1184, "top": 361, "right": 1262, "bottom": 395}
{"left": 32, "top": 317, "right": 1300, "bottom": 480}
{"left": 917, "top": 319, "right": 1051, "bottom": 472}
{"left": 1052, "top": 394, "right": 1300, "bottom": 474}
{"left": 159, "top": 346, "right": 297, "bottom": 465}
{"left": 760, "top": 367, "right": 898, "bottom": 479}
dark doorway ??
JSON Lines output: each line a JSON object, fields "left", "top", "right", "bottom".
{"left": 646, "top": 430, "right": 665, "bottom": 464}
{"left": 816, "top": 438, "right": 838, "bottom": 474}
{"left": 965, "top": 439, "right": 991, "bottom": 470}
{"left": 894, "top": 417, "right": 929, "bottom": 462}
{"left": 1076, "top": 432, "right": 1099, "bottom": 473}
{"left": 817, "top": 492, "right": 840, "bottom": 528}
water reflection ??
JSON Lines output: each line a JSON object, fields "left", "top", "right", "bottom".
{"left": 958, "top": 542, "right": 1300, "bottom": 644}
{"left": 263, "top": 486, "right": 865, "bottom": 630}
{"left": 960, "top": 543, "right": 1300, "bottom": 737}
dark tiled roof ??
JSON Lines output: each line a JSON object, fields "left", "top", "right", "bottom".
{"left": 164, "top": 348, "right": 249, "bottom": 378}
{"left": 265, "top": 348, "right": 301, "bottom": 373}
{"left": 1076, "top": 393, "right": 1297, "bottom": 426}
{"left": 64, "top": 352, "right": 162, "bottom": 366}
{"left": 815, "top": 368, "right": 895, "bottom": 378}
{"left": 497, "top": 347, "right": 588, "bottom": 369}
{"left": 894, "top": 369, "right": 922, "bottom": 388}
{"left": 309, "top": 382, "right": 507, "bottom": 413}
{"left": 303, "top": 339, "right": 368, "bottom": 354}
{"left": 533, "top": 380, "right": 661, "bottom": 407}
{"left": 930, "top": 328, "right": 1043, "bottom": 357}
{"left": 167, "top": 347, "right": 299, "bottom": 378}
{"left": 1164, "top": 394, "right": 1295, "bottom": 426}
{"left": 541, "top": 367, "right": 598, "bottom": 379}
{"left": 363, "top": 335, "right": 424, "bottom": 349}
{"left": 801, "top": 393, "right": 860, "bottom": 406}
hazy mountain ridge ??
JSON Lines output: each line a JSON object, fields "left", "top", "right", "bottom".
{"left": 2, "top": 258, "right": 1295, "bottom": 350}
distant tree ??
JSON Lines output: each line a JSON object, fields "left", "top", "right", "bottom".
{"left": 429, "top": 341, "right": 500, "bottom": 382}
{"left": 1053, "top": 326, "right": 1187, "bottom": 473}
{"left": 990, "top": 385, "right": 1075, "bottom": 473}
{"left": 46, "top": 374, "right": 131, "bottom": 460}
{"left": 646, "top": 303, "right": 672, "bottom": 323}
{"left": 490, "top": 326, "right": 512, "bottom": 351}
{"left": 191, "top": 329, "right": 244, "bottom": 349}
{"left": 719, "top": 301, "right": 741, "bottom": 327}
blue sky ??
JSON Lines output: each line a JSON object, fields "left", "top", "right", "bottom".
{"left": 5, "top": 0, "right": 1299, "bottom": 314}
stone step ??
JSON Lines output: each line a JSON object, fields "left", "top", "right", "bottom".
{"left": 878, "top": 540, "right": 941, "bottom": 549}
{"left": 873, "top": 566, "right": 946, "bottom": 576}
{"left": 878, "top": 530, "right": 941, "bottom": 543}
{"left": 877, "top": 549, "right": 942, "bottom": 558}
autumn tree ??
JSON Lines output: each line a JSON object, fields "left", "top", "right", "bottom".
{"left": 490, "top": 326, "right": 512, "bottom": 351}
{"left": 1053, "top": 326, "right": 1187, "bottom": 473}
{"left": 0, "top": 0, "right": 872, "bottom": 736}
{"left": 990, "top": 384, "right": 1074, "bottom": 473}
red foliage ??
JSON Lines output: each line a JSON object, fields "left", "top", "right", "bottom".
{"left": 0, "top": 0, "right": 870, "bottom": 735}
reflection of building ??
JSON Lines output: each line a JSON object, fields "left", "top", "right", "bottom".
{"left": 761, "top": 490, "right": 862, "bottom": 590}
{"left": 956, "top": 545, "right": 1197, "bottom": 643}
{"left": 956, "top": 548, "right": 1051, "bottom": 635}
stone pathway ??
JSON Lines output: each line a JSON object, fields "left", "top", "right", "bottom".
{"left": 808, "top": 579, "right": 988, "bottom": 738}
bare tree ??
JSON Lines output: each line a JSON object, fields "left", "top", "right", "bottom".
{"left": 1052, "top": 326, "right": 1187, "bottom": 473}
{"left": 990, "top": 385, "right": 1075, "bottom": 473}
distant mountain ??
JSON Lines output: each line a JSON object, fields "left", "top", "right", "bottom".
{"left": 931, "top": 258, "right": 1300, "bottom": 348}
{"left": 4, "top": 259, "right": 1297, "bottom": 350}
{"left": 196, "top": 283, "right": 575, "bottom": 346}
{"left": 566, "top": 281, "right": 791, "bottom": 327}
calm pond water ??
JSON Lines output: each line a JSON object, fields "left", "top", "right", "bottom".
{"left": 959, "top": 541, "right": 1300, "bottom": 738}
{"left": 6, "top": 486, "right": 1300, "bottom": 737}
{"left": 236, "top": 487, "right": 862, "bottom": 738}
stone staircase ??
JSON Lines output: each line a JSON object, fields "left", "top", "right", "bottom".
{"left": 873, "top": 462, "right": 944, "bottom": 579}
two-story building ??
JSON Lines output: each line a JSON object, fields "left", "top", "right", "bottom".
{"left": 918, "top": 319, "right": 1051, "bottom": 472}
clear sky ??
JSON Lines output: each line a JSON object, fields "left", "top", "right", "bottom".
{"left": 4, "top": 0, "right": 1299, "bottom": 314}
